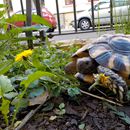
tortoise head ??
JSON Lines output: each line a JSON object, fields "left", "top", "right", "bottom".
{"left": 77, "top": 57, "right": 98, "bottom": 74}
{"left": 65, "top": 60, "right": 77, "bottom": 75}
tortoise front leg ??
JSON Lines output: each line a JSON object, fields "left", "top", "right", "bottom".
{"left": 97, "top": 66, "right": 128, "bottom": 102}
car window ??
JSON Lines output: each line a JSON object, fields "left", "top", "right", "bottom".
{"left": 95, "top": 2, "right": 110, "bottom": 10}
{"left": 99, "top": 3, "right": 110, "bottom": 9}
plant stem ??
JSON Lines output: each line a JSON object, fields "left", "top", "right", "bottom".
{"left": 11, "top": 87, "right": 27, "bottom": 126}
{"left": 88, "top": 81, "right": 99, "bottom": 91}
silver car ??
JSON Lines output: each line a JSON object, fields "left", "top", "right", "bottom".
{"left": 71, "top": 0, "right": 130, "bottom": 30}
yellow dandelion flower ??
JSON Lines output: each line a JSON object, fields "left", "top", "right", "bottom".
{"left": 99, "top": 73, "right": 110, "bottom": 87}
{"left": 15, "top": 49, "right": 33, "bottom": 62}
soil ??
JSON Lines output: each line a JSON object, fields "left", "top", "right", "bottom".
{"left": 21, "top": 93, "right": 130, "bottom": 130}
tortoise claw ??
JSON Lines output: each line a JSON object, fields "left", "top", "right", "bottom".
{"left": 119, "top": 91, "right": 123, "bottom": 102}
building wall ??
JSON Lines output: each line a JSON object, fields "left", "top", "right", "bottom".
{"left": 11, "top": 0, "right": 35, "bottom": 13}
{"left": 44, "top": 0, "right": 99, "bottom": 29}
{"left": 44, "top": 0, "right": 92, "bottom": 14}
{"left": 1, "top": 0, "right": 99, "bottom": 29}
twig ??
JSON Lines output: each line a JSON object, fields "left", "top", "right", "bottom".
{"left": 81, "top": 108, "right": 89, "bottom": 120}
{"left": 80, "top": 89, "right": 123, "bottom": 106}
{"left": 15, "top": 92, "right": 49, "bottom": 130}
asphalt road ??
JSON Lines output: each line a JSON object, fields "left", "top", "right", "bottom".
{"left": 51, "top": 30, "right": 115, "bottom": 42}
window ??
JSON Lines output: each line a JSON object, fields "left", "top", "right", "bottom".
{"left": 94, "top": 2, "right": 110, "bottom": 10}
{"left": 65, "top": 0, "right": 73, "bottom": 5}
{"left": 98, "top": 3, "right": 110, "bottom": 9}
{"left": 114, "top": 0, "right": 129, "bottom": 7}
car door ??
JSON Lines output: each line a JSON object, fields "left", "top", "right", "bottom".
{"left": 94, "top": 2, "right": 110, "bottom": 25}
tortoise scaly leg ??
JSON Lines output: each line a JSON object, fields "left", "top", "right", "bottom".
{"left": 97, "top": 66, "right": 128, "bottom": 102}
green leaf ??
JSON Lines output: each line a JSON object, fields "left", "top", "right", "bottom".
{"left": 78, "top": 123, "right": 85, "bottom": 130}
{"left": 112, "top": 111, "right": 125, "bottom": 117}
{"left": 4, "top": 92, "right": 18, "bottom": 99}
{"left": 6, "top": 14, "right": 52, "bottom": 28}
{"left": 112, "top": 111, "right": 130, "bottom": 124}
{"left": 0, "top": 33, "right": 10, "bottom": 40}
{"left": 0, "top": 98, "right": 10, "bottom": 115}
{"left": 10, "top": 76, "right": 25, "bottom": 83}
{"left": 106, "top": 103, "right": 130, "bottom": 125}
{"left": 42, "top": 103, "right": 54, "bottom": 112}
{"left": 67, "top": 87, "right": 80, "bottom": 97}
{"left": 28, "top": 80, "right": 39, "bottom": 88}
{"left": 0, "top": 60, "right": 14, "bottom": 75}
{"left": 55, "top": 108, "right": 66, "bottom": 115}
{"left": 0, "top": 10, "right": 6, "bottom": 18}
{"left": 0, "top": 4, "right": 7, "bottom": 8}
{"left": 59, "top": 103, "right": 65, "bottom": 109}
{"left": 40, "top": 76, "right": 57, "bottom": 83}
{"left": 21, "top": 71, "right": 57, "bottom": 88}
{"left": 0, "top": 75, "right": 14, "bottom": 97}
{"left": 28, "top": 87, "right": 45, "bottom": 98}
{"left": 11, "top": 97, "right": 28, "bottom": 109}
{"left": 6, "top": 14, "right": 26, "bottom": 24}
{"left": 32, "top": 56, "right": 44, "bottom": 70}
{"left": 121, "top": 116, "right": 130, "bottom": 124}
{"left": 31, "top": 14, "right": 52, "bottom": 28}
{"left": 0, "top": 98, "right": 10, "bottom": 125}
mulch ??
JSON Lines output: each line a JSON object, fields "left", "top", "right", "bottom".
{"left": 22, "top": 94, "right": 130, "bottom": 130}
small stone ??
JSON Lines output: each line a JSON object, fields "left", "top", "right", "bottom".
{"left": 70, "top": 119, "right": 78, "bottom": 126}
{"left": 65, "top": 121, "right": 71, "bottom": 127}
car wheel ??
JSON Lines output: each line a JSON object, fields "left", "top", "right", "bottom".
{"left": 79, "top": 18, "right": 91, "bottom": 30}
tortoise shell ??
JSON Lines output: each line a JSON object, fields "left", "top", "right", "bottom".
{"left": 72, "top": 34, "right": 130, "bottom": 78}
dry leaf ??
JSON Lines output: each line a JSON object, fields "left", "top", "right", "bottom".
{"left": 49, "top": 116, "right": 57, "bottom": 121}
{"left": 29, "top": 91, "right": 49, "bottom": 106}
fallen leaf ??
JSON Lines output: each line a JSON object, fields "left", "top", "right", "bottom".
{"left": 49, "top": 116, "right": 57, "bottom": 121}
{"left": 29, "top": 91, "right": 49, "bottom": 106}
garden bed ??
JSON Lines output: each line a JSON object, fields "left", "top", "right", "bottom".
{"left": 22, "top": 94, "right": 130, "bottom": 130}
{"left": 0, "top": 38, "right": 130, "bottom": 130}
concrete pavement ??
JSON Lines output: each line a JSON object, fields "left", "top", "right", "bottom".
{"left": 51, "top": 30, "right": 115, "bottom": 42}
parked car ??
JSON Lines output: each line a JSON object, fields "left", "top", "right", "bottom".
{"left": 70, "top": 0, "right": 130, "bottom": 30}
{"left": 12, "top": 7, "right": 57, "bottom": 32}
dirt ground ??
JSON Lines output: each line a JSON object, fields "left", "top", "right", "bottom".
{"left": 22, "top": 93, "right": 130, "bottom": 130}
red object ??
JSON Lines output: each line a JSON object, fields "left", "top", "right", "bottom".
{"left": 12, "top": 7, "right": 57, "bottom": 32}
{"left": 41, "top": 7, "right": 57, "bottom": 28}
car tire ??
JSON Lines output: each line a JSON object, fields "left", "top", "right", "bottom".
{"left": 79, "top": 18, "right": 91, "bottom": 30}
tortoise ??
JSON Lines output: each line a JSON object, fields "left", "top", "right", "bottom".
{"left": 65, "top": 34, "right": 130, "bottom": 102}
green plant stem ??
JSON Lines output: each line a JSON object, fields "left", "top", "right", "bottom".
{"left": 88, "top": 81, "right": 99, "bottom": 91}
{"left": 11, "top": 87, "right": 28, "bottom": 126}
{"left": 27, "top": 60, "right": 33, "bottom": 67}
